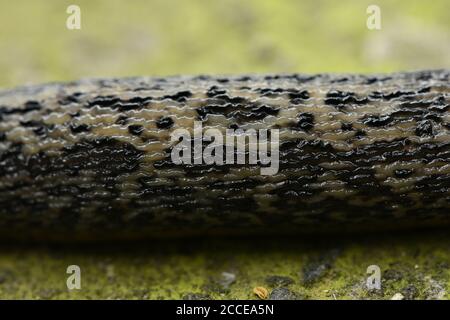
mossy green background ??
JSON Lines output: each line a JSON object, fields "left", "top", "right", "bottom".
{"left": 1, "top": 232, "right": 449, "bottom": 300}
{"left": 0, "top": 0, "right": 449, "bottom": 300}
{"left": 0, "top": 0, "right": 449, "bottom": 88}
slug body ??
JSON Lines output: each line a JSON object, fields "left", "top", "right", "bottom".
{"left": 0, "top": 70, "right": 449, "bottom": 239}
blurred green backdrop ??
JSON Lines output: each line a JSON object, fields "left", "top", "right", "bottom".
{"left": 0, "top": 0, "right": 450, "bottom": 300}
{"left": 0, "top": 0, "right": 449, "bottom": 88}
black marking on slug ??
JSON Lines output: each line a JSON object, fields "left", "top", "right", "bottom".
{"left": 249, "top": 105, "right": 280, "bottom": 118}
{"left": 424, "top": 113, "right": 442, "bottom": 123}
{"left": 206, "top": 86, "right": 226, "bottom": 97}
{"left": 128, "top": 124, "right": 144, "bottom": 136}
{"left": 369, "top": 91, "right": 383, "bottom": 99}
{"left": 325, "top": 90, "right": 351, "bottom": 103}
{"left": 69, "top": 111, "right": 81, "bottom": 118}
{"left": 430, "top": 96, "right": 449, "bottom": 112}
{"left": 0, "top": 142, "right": 25, "bottom": 177}
{"left": 416, "top": 73, "right": 433, "bottom": 81}
{"left": 20, "top": 120, "right": 42, "bottom": 127}
{"left": 341, "top": 123, "right": 353, "bottom": 131}
{"left": 390, "top": 108, "right": 424, "bottom": 120}
{"left": 128, "top": 96, "right": 153, "bottom": 104}
{"left": 415, "top": 174, "right": 450, "bottom": 195}
{"left": 196, "top": 103, "right": 277, "bottom": 122}
{"left": 325, "top": 90, "right": 368, "bottom": 107}
{"left": 24, "top": 100, "right": 42, "bottom": 110}
{"left": 418, "top": 87, "right": 431, "bottom": 93}
{"left": 114, "top": 102, "right": 142, "bottom": 111}
{"left": 0, "top": 101, "right": 41, "bottom": 116}
{"left": 288, "top": 90, "right": 310, "bottom": 103}
{"left": 330, "top": 77, "right": 349, "bottom": 83}
{"left": 394, "top": 169, "right": 414, "bottom": 178}
{"left": 293, "top": 75, "right": 317, "bottom": 83}
{"left": 381, "top": 91, "right": 414, "bottom": 100}
{"left": 87, "top": 95, "right": 120, "bottom": 108}
{"left": 70, "top": 123, "right": 91, "bottom": 133}
{"left": 399, "top": 101, "right": 432, "bottom": 109}
{"left": 415, "top": 120, "right": 434, "bottom": 137}
{"left": 214, "top": 94, "right": 247, "bottom": 104}
{"left": 34, "top": 125, "right": 53, "bottom": 136}
{"left": 156, "top": 116, "right": 174, "bottom": 129}
{"left": 193, "top": 75, "right": 209, "bottom": 81}
{"left": 295, "top": 113, "right": 315, "bottom": 131}
{"left": 257, "top": 87, "right": 284, "bottom": 98}
{"left": 237, "top": 76, "right": 251, "bottom": 82}
{"left": 20, "top": 120, "right": 54, "bottom": 136}
{"left": 378, "top": 76, "right": 393, "bottom": 82}
{"left": 87, "top": 96, "right": 152, "bottom": 111}
{"left": 196, "top": 104, "right": 227, "bottom": 121}
{"left": 115, "top": 115, "right": 129, "bottom": 125}
{"left": 365, "top": 77, "right": 378, "bottom": 85}
{"left": 216, "top": 78, "right": 229, "bottom": 83}
{"left": 363, "top": 115, "right": 393, "bottom": 127}
{"left": 432, "top": 96, "right": 446, "bottom": 106}
{"left": 354, "top": 130, "right": 366, "bottom": 139}
{"left": 0, "top": 132, "right": 6, "bottom": 142}
{"left": 430, "top": 104, "right": 449, "bottom": 113}
{"left": 162, "top": 91, "right": 192, "bottom": 102}
{"left": 61, "top": 137, "right": 144, "bottom": 175}
{"left": 59, "top": 92, "right": 82, "bottom": 105}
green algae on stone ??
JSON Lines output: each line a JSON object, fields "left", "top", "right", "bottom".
{"left": 0, "top": 231, "right": 449, "bottom": 299}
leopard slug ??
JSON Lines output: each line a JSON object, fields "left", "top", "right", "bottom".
{"left": 0, "top": 70, "right": 449, "bottom": 240}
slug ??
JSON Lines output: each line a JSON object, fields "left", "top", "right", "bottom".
{"left": 0, "top": 70, "right": 449, "bottom": 240}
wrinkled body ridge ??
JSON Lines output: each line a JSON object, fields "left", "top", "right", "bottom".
{"left": 0, "top": 70, "right": 449, "bottom": 239}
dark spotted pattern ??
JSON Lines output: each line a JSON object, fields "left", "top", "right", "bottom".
{"left": 0, "top": 70, "right": 448, "bottom": 239}
{"left": 70, "top": 123, "right": 90, "bottom": 133}
{"left": 156, "top": 116, "right": 174, "bottom": 129}
{"left": 128, "top": 124, "right": 144, "bottom": 136}
{"left": 295, "top": 113, "right": 315, "bottom": 131}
